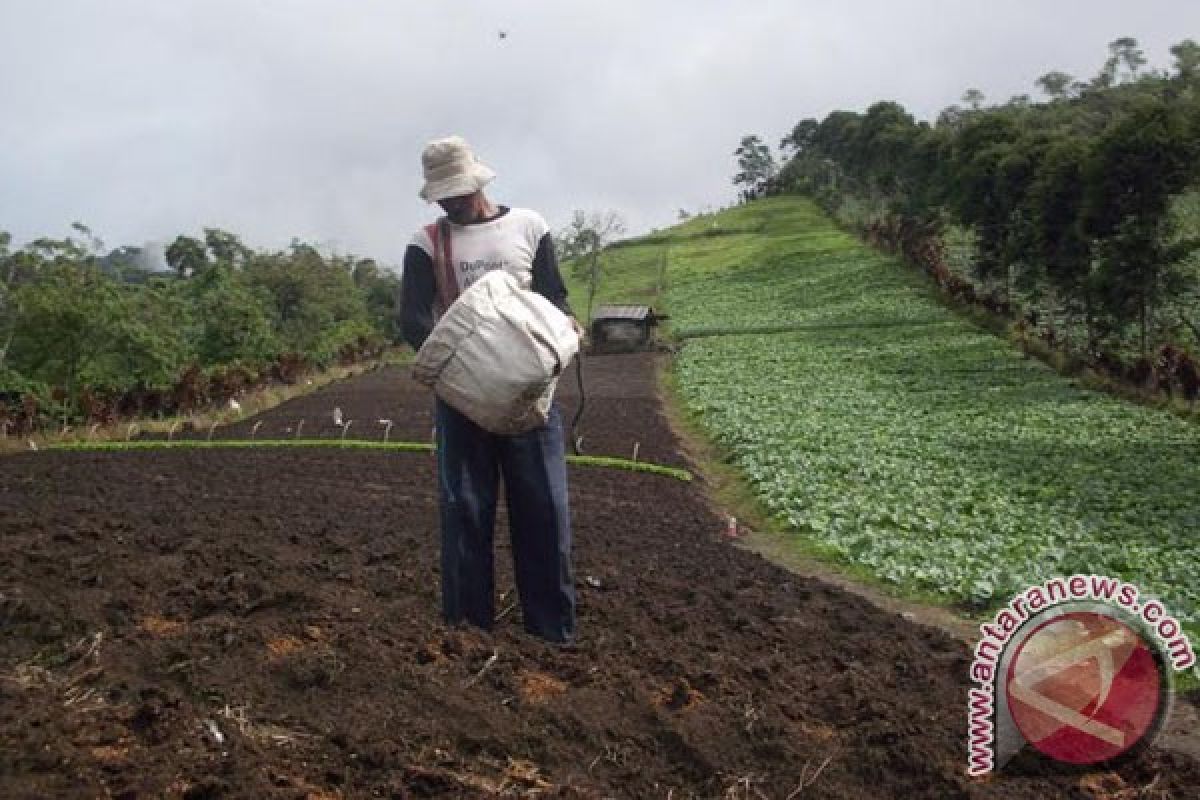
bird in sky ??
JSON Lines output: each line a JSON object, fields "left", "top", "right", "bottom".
{"left": 498, "top": 30, "right": 508, "bottom": 40}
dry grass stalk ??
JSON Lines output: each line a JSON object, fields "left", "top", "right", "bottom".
{"left": 217, "top": 703, "right": 316, "bottom": 747}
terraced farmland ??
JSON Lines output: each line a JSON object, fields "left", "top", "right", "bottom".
{"left": 579, "top": 196, "right": 1200, "bottom": 645}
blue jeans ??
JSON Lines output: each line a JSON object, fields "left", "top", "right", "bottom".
{"left": 435, "top": 398, "right": 577, "bottom": 643}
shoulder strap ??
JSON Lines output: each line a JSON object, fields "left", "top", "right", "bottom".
{"left": 425, "top": 217, "right": 459, "bottom": 314}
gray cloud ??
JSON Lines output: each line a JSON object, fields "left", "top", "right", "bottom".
{"left": 2, "top": 0, "right": 1198, "bottom": 264}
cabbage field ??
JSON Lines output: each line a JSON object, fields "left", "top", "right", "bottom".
{"left": 676, "top": 328, "right": 1200, "bottom": 623}
{"left": 609, "top": 197, "right": 1200, "bottom": 640}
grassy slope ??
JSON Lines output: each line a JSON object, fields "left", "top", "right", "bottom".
{"left": 580, "top": 196, "right": 1200, "bottom": 665}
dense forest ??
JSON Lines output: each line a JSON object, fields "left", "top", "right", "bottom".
{"left": 736, "top": 37, "right": 1200, "bottom": 402}
{"left": 0, "top": 225, "right": 401, "bottom": 432}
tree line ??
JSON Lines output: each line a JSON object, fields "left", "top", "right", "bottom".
{"left": 734, "top": 38, "right": 1200, "bottom": 396}
{"left": 0, "top": 225, "right": 401, "bottom": 432}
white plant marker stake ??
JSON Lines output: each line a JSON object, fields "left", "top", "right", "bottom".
{"left": 126, "top": 423, "right": 139, "bottom": 442}
{"left": 340, "top": 420, "right": 352, "bottom": 441}
{"left": 207, "top": 421, "right": 218, "bottom": 441}
{"left": 632, "top": 441, "right": 640, "bottom": 462}
{"left": 464, "top": 649, "right": 500, "bottom": 688}
{"left": 88, "top": 423, "right": 100, "bottom": 441}
{"left": 295, "top": 419, "right": 304, "bottom": 439}
{"left": 203, "top": 719, "right": 225, "bottom": 745}
{"left": 379, "top": 419, "right": 394, "bottom": 442}
{"left": 251, "top": 420, "right": 263, "bottom": 439}
{"left": 168, "top": 421, "right": 181, "bottom": 442}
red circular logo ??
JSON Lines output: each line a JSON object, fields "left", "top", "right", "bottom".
{"left": 1005, "top": 611, "right": 1165, "bottom": 765}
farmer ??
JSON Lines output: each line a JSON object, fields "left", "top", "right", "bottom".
{"left": 399, "top": 135, "right": 579, "bottom": 644}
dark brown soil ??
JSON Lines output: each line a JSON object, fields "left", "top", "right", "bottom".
{"left": 2, "top": 354, "right": 1197, "bottom": 798}
{"left": 149, "top": 355, "right": 686, "bottom": 469}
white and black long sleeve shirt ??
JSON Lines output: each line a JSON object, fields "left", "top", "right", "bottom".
{"left": 399, "top": 206, "right": 571, "bottom": 351}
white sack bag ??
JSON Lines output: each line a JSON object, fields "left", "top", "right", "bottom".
{"left": 412, "top": 269, "right": 580, "bottom": 435}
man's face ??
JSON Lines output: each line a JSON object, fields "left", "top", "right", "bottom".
{"left": 437, "top": 193, "right": 477, "bottom": 224}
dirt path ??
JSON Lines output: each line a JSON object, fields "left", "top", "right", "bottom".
{"left": 2, "top": 354, "right": 1197, "bottom": 798}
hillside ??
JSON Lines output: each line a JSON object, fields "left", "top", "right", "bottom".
{"left": 572, "top": 196, "right": 1200, "bottom": 648}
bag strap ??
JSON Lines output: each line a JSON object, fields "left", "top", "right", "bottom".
{"left": 425, "top": 217, "right": 459, "bottom": 314}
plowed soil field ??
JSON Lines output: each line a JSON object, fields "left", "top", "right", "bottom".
{"left": 2, "top": 355, "right": 1197, "bottom": 798}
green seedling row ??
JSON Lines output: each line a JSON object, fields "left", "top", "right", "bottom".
{"left": 47, "top": 439, "right": 693, "bottom": 482}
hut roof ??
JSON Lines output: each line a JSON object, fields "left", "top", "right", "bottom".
{"left": 592, "top": 305, "right": 653, "bottom": 321}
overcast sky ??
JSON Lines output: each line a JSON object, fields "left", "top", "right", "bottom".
{"left": 2, "top": 1, "right": 1198, "bottom": 267}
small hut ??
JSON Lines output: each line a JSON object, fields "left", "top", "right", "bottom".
{"left": 589, "top": 305, "right": 664, "bottom": 353}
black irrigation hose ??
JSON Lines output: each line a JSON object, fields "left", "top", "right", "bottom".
{"left": 570, "top": 353, "right": 586, "bottom": 455}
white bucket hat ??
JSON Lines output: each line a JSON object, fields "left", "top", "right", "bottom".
{"left": 418, "top": 135, "right": 497, "bottom": 203}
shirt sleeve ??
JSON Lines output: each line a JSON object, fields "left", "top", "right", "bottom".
{"left": 400, "top": 244, "right": 436, "bottom": 350}
{"left": 531, "top": 232, "right": 572, "bottom": 316}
